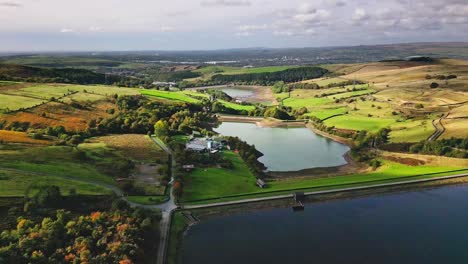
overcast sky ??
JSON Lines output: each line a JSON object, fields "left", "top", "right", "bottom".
{"left": 1, "top": 0, "right": 468, "bottom": 51}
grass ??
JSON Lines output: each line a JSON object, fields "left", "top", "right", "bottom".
{"left": 167, "top": 212, "right": 190, "bottom": 264}
{"left": 0, "top": 168, "right": 111, "bottom": 197}
{"left": 0, "top": 130, "right": 52, "bottom": 145}
{"left": 268, "top": 162, "right": 463, "bottom": 190}
{"left": 326, "top": 89, "right": 374, "bottom": 99}
{"left": 281, "top": 96, "right": 332, "bottom": 108}
{"left": 218, "top": 100, "right": 256, "bottom": 111}
{"left": 302, "top": 77, "right": 346, "bottom": 86}
{"left": 181, "top": 151, "right": 257, "bottom": 202}
{"left": 390, "top": 120, "right": 434, "bottom": 143}
{"left": 306, "top": 107, "right": 348, "bottom": 120}
{"left": 126, "top": 195, "right": 167, "bottom": 205}
{"left": 86, "top": 134, "right": 167, "bottom": 162}
{"left": 140, "top": 89, "right": 201, "bottom": 103}
{"left": 324, "top": 115, "right": 397, "bottom": 132}
{"left": 0, "top": 145, "right": 118, "bottom": 186}
{"left": 0, "top": 93, "right": 45, "bottom": 111}
{"left": 183, "top": 162, "right": 468, "bottom": 205}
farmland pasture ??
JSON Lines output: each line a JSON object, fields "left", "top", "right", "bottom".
{"left": 0, "top": 94, "right": 44, "bottom": 111}
{"left": 0, "top": 169, "right": 111, "bottom": 197}
{"left": 324, "top": 115, "right": 397, "bottom": 132}
{"left": 140, "top": 89, "right": 200, "bottom": 103}
{"left": 305, "top": 107, "right": 348, "bottom": 120}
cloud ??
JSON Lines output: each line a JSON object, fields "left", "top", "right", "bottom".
{"left": 352, "top": 8, "right": 369, "bottom": 22}
{"left": 89, "top": 26, "right": 102, "bottom": 32}
{"left": 160, "top": 26, "right": 175, "bottom": 32}
{"left": 200, "top": 0, "right": 251, "bottom": 7}
{"left": 0, "top": 1, "right": 22, "bottom": 7}
{"left": 60, "top": 28, "right": 74, "bottom": 33}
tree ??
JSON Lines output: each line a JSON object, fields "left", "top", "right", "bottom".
{"left": 153, "top": 120, "right": 169, "bottom": 137}
{"left": 430, "top": 82, "right": 439, "bottom": 89}
{"left": 272, "top": 81, "right": 288, "bottom": 93}
{"left": 34, "top": 186, "right": 62, "bottom": 208}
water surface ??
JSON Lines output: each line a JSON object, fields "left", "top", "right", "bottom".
{"left": 220, "top": 88, "right": 254, "bottom": 98}
{"left": 214, "top": 122, "right": 349, "bottom": 171}
{"left": 181, "top": 184, "right": 468, "bottom": 264}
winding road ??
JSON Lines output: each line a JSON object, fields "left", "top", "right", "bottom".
{"left": 428, "top": 114, "right": 446, "bottom": 141}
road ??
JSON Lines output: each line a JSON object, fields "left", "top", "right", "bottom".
{"left": 428, "top": 114, "right": 446, "bottom": 141}
{"left": 148, "top": 136, "right": 177, "bottom": 264}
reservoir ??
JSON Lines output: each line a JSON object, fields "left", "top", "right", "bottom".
{"left": 181, "top": 184, "right": 468, "bottom": 264}
{"left": 220, "top": 88, "right": 254, "bottom": 99}
{"left": 214, "top": 122, "right": 350, "bottom": 171}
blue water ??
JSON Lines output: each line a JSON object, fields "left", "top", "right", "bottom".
{"left": 181, "top": 184, "right": 468, "bottom": 264}
{"left": 214, "top": 122, "right": 350, "bottom": 171}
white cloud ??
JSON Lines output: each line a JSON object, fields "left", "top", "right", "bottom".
{"left": 60, "top": 28, "right": 74, "bottom": 33}
{"left": 352, "top": 8, "right": 369, "bottom": 22}
{"left": 0, "top": 1, "right": 22, "bottom": 8}
{"left": 200, "top": 0, "right": 251, "bottom": 7}
{"left": 160, "top": 26, "right": 175, "bottom": 32}
{"left": 89, "top": 26, "right": 102, "bottom": 32}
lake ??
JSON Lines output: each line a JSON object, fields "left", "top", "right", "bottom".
{"left": 220, "top": 88, "right": 254, "bottom": 98}
{"left": 181, "top": 184, "right": 468, "bottom": 264}
{"left": 214, "top": 122, "right": 350, "bottom": 171}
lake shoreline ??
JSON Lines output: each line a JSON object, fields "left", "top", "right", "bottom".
{"left": 176, "top": 177, "right": 468, "bottom": 264}
{"left": 216, "top": 117, "right": 357, "bottom": 174}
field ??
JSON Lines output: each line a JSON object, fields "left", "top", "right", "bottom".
{"left": 181, "top": 151, "right": 257, "bottom": 202}
{"left": 217, "top": 100, "right": 256, "bottom": 111}
{"left": 0, "top": 93, "right": 45, "bottom": 111}
{"left": 1, "top": 100, "right": 117, "bottom": 131}
{"left": 305, "top": 107, "right": 348, "bottom": 120}
{"left": 0, "top": 144, "right": 128, "bottom": 197}
{"left": 85, "top": 134, "right": 167, "bottom": 162}
{"left": 268, "top": 161, "right": 468, "bottom": 191}
{"left": 0, "top": 168, "right": 111, "bottom": 197}
{"left": 140, "top": 89, "right": 201, "bottom": 103}
{"left": 0, "top": 130, "right": 52, "bottom": 145}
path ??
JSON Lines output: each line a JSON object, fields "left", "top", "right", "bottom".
{"left": 183, "top": 172, "right": 468, "bottom": 210}
{"left": 428, "top": 114, "right": 446, "bottom": 141}
{"left": 148, "top": 136, "right": 177, "bottom": 264}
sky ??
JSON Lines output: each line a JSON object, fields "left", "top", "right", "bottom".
{"left": 1, "top": 0, "right": 468, "bottom": 51}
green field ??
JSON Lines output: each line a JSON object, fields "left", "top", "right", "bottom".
{"left": 389, "top": 119, "right": 434, "bottom": 143}
{"left": 218, "top": 100, "right": 256, "bottom": 111}
{"left": 0, "top": 145, "right": 119, "bottom": 187}
{"left": 0, "top": 83, "right": 139, "bottom": 111}
{"left": 183, "top": 161, "right": 468, "bottom": 204}
{"left": 0, "top": 93, "right": 45, "bottom": 111}
{"left": 140, "top": 89, "right": 201, "bottom": 103}
{"left": 0, "top": 168, "right": 111, "bottom": 197}
{"left": 324, "top": 115, "right": 397, "bottom": 132}
{"left": 281, "top": 96, "right": 332, "bottom": 108}
{"left": 182, "top": 151, "right": 257, "bottom": 202}
{"left": 268, "top": 162, "right": 463, "bottom": 190}
{"left": 327, "top": 89, "right": 374, "bottom": 99}
{"left": 127, "top": 195, "right": 167, "bottom": 205}
{"left": 306, "top": 107, "right": 348, "bottom": 120}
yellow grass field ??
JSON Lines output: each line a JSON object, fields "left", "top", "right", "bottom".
{"left": 0, "top": 130, "right": 51, "bottom": 145}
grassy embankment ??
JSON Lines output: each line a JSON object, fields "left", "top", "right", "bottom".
{"left": 181, "top": 151, "right": 257, "bottom": 202}
{"left": 181, "top": 155, "right": 468, "bottom": 204}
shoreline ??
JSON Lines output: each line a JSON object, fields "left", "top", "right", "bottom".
{"left": 266, "top": 150, "right": 368, "bottom": 178}
{"left": 170, "top": 176, "right": 468, "bottom": 264}
{"left": 190, "top": 176, "right": 468, "bottom": 220}
{"left": 217, "top": 116, "right": 363, "bottom": 178}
